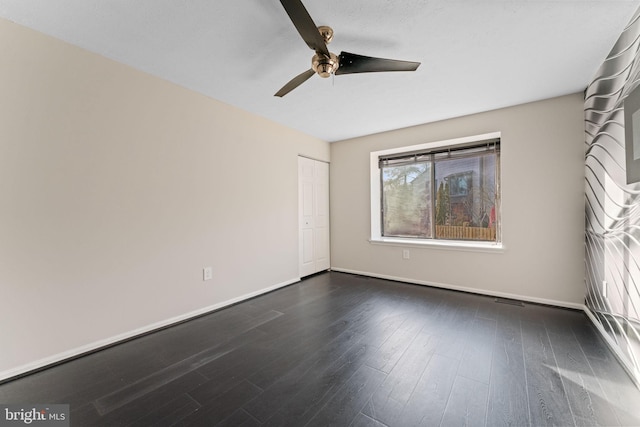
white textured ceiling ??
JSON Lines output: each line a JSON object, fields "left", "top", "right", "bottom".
{"left": 0, "top": 1, "right": 638, "bottom": 142}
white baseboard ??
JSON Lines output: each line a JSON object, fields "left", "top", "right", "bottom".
{"left": 583, "top": 306, "right": 640, "bottom": 389}
{"left": 0, "top": 277, "right": 300, "bottom": 383}
{"left": 330, "top": 267, "right": 584, "bottom": 310}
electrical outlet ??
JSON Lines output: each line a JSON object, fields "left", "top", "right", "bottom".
{"left": 402, "top": 249, "right": 410, "bottom": 260}
{"left": 203, "top": 267, "right": 213, "bottom": 281}
{"left": 602, "top": 280, "right": 607, "bottom": 298}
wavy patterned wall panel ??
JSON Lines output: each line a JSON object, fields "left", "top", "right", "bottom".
{"left": 585, "top": 8, "right": 640, "bottom": 383}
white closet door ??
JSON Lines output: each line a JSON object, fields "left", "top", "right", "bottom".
{"left": 299, "top": 156, "right": 330, "bottom": 277}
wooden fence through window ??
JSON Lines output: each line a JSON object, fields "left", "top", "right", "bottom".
{"left": 435, "top": 225, "right": 496, "bottom": 241}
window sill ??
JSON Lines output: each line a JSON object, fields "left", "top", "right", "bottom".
{"left": 369, "top": 237, "right": 504, "bottom": 253}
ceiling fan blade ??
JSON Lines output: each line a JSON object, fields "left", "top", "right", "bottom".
{"left": 275, "top": 68, "right": 316, "bottom": 97}
{"left": 336, "top": 51, "right": 420, "bottom": 75}
{"left": 279, "top": 0, "right": 330, "bottom": 57}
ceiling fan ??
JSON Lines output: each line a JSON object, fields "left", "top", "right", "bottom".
{"left": 275, "top": 0, "right": 421, "bottom": 97}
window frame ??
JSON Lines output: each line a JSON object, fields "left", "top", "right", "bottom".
{"left": 370, "top": 132, "right": 503, "bottom": 252}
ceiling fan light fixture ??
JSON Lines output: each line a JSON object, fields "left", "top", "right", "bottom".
{"left": 312, "top": 52, "right": 339, "bottom": 78}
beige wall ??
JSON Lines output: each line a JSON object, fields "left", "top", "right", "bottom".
{"left": 330, "top": 94, "right": 585, "bottom": 306}
{"left": 0, "top": 19, "right": 329, "bottom": 379}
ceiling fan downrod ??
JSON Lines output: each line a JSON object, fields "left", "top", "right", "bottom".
{"left": 312, "top": 26, "right": 338, "bottom": 77}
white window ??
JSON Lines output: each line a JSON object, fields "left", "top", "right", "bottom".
{"left": 370, "top": 133, "right": 501, "bottom": 248}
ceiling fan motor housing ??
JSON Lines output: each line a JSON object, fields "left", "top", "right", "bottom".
{"left": 312, "top": 52, "right": 339, "bottom": 77}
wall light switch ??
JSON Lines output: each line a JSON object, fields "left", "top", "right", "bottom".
{"left": 402, "top": 249, "right": 410, "bottom": 260}
{"left": 203, "top": 267, "right": 213, "bottom": 281}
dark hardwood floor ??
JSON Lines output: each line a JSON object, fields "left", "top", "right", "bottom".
{"left": 1, "top": 272, "right": 639, "bottom": 426}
